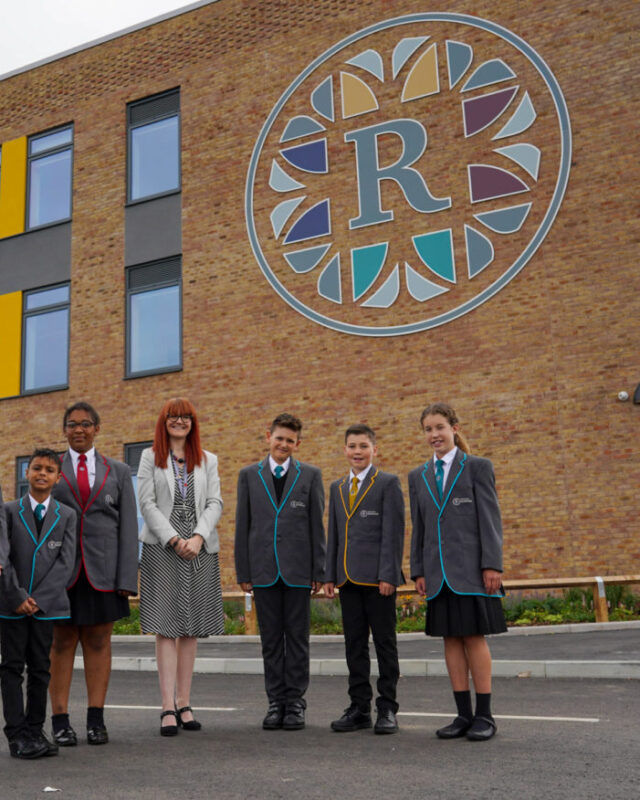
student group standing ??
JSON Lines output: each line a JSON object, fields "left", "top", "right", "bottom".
{"left": 0, "top": 400, "right": 507, "bottom": 758}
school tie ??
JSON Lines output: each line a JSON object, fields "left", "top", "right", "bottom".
{"left": 435, "top": 459, "right": 445, "bottom": 501}
{"left": 349, "top": 476, "right": 359, "bottom": 509}
{"left": 77, "top": 453, "right": 91, "bottom": 507}
{"left": 34, "top": 503, "right": 46, "bottom": 521}
{"left": 274, "top": 465, "right": 284, "bottom": 478}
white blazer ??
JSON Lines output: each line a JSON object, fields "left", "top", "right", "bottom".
{"left": 137, "top": 448, "right": 223, "bottom": 554}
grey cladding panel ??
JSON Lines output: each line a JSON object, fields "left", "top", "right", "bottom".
{"left": 0, "top": 223, "right": 71, "bottom": 294}
{"left": 125, "top": 193, "right": 181, "bottom": 266}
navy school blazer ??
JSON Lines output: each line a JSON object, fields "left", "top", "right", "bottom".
{"left": 235, "top": 458, "right": 326, "bottom": 588}
{"left": 0, "top": 496, "right": 77, "bottom": 620}
{"left": 409, "top": 450, "right": 503, "bottom": 599}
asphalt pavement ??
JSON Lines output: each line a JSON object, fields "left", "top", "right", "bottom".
{"left": 2, "top": 622, "right": 639, "bottom": 799}
{"left": 1, "top": 670, "right": 638, "bottom": 800}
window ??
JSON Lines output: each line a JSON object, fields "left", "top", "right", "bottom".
{"left": 27, "top": 125, "right": 73, "bottom": 229}
{"left": 22, "top": 283, "right": 70, "bottom": 393}
{"left": 126, "top": 257, "right": 181, "bottom": 377}
{"left": 128, "top": 89, "right": 180, "bottom": 202}
{"left": 15, "top": 456, "right": 30, "bottom": 497}
{"left": 124, "top": 442, "right": 153, "bottom": 551}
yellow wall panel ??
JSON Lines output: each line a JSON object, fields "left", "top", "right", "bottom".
{"left": 0, "top": 136, "right": 27, "bottom": 238}
{"left": 0, "top": 291, "right": 22, "bottom": 398}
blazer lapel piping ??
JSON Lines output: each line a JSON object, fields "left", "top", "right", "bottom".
{"left": 421, "top": 462, "right": 441, "bottom": 511}
{"left": 277, "top": 460, "right": 301, "bottom": 512}
{"left": 257, "top": 458, "right": 278, "bottom": 511}
{"left": 85, "top": 453, "right": 110, "bottom": 511}
{"left": 28, "top": 501, "right": 61, "bottom": 595}
{"left": 347, "top": 468, "right": 378, "bottom": 519}
{"left": 60, "top": 453, "right": 83, "bottom": 508}
{"left": 18, "top": 496, "right": 38, "bottom": 546}
{"left": 439, "top": 452, "right": 467, "bottom": 514}
{"left": 338, "top": 476, "right": 349, "bottom": 517}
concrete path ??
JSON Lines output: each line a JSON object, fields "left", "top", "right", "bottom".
{"left": 104, "top": 621, "right": 640, "bottom": 679}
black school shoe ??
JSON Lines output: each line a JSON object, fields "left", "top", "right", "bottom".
{"left": 466, "top": 715, "right": 497, "bottom": 741}
{"left": 52, "top": 725, "right": 78, "bottom": 747}
{"left": 87, "top": 725, "right": 109, "bottom": 745}
{"left": 282, "top": 701, "right": 305, "bottom": 730}
{"left": 330, "top": 705, "right": 372, "bottom": 732}
{"left": 262, "top": 702, "right": 285, "bottom": 730}
{"left": 436, "top": 716, "right": 472, "bottom": 739}
{"left": 9, "top": 734, "right": 49, "bottom": 759}
{"left": 374, "top": 707, "right": 399, "bottom": 735}
{"left": 32, "top": 730, "right": 59, "bottom": 756}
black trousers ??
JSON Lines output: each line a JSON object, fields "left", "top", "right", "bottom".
{"left": 253, "top": 579, "right": 311, "bottom": 706}
{"left": 339, "top": 582, "right": 399, "bottom": 713}
{"left": 0, "top": 617, "right": 54, "bottom": 740}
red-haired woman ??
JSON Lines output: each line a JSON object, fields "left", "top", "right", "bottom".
{"left": 137, "top": 398, "right": 224, "bottom": 736}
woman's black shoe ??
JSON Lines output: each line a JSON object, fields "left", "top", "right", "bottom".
{"left": 160, "top": 710, "right": 179, "bottom": 736}
{"left": 175, "top": 705, "right": 202, "bottom": 731}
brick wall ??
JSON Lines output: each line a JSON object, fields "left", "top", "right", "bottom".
{"left": 0, "top": 0, "right": 638, "bottom": 588}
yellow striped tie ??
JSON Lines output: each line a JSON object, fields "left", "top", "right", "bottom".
{"left": 349, "top": 476, "right": 359, "bottom": 509}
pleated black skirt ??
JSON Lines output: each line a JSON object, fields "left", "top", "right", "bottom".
{"left": 63, "top": 568, "right": 130, "bottom": 626}
{"left": 426, "top": 583, "right": 507, "bottom": 637}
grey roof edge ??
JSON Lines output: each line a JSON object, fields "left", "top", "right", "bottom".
{"left": 0, "top": 0, "right": 219, "bottom": 83}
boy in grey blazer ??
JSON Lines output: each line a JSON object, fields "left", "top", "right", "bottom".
{"left": 0, "top": 449, "right": 76, "bottom": 759}
{"left": 325, "top": 424, "right": 405, "bottom": 735}
{"left": 235, "top": 413, "right": 325, "bottom": 731}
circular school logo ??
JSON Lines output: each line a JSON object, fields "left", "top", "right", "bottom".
{"left": 246, "top": 13, "right": 571, "bottom": 336}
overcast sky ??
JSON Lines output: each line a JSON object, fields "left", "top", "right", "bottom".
{"left": 0, "top": 1, "right": 205, "bottom": 77}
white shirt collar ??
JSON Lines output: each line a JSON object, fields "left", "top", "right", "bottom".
{"left": 29, "top": 494, "right": 51, "bottom": 513}
{"left": 69, "top": 446, "right": 96, "bottom": 469}
{"left": 434, "top": 447, "right": 457, "bottom": 467}
{"left": 269, "top": 455, "right": 290, "bottom": 475}
{"left": 349, "top": 463, "right": 373, "bottom": 483}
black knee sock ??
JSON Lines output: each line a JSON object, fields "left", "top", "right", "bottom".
{"left": 475, "top": 692, "right": 493, "bottom": 719}
{"left": 453, "top": 690, "right": 473, "bottom": 720}
{"left": 87, "top": 707, "right": 104, "bottom": 728}
{"left": 51, "top": 713, "right": 70, "bottom": 733}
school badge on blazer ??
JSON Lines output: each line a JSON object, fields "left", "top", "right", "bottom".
{"left": 247, "top": 13, "right": 571, "bottom": 336}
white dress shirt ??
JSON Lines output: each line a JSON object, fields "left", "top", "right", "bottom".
{"left": 269, "top": 456, "right": 290, "bottom": 476}
{"left": 29, "top": 494, "right": 51, "bottom": 515}
{"left": 434, "top": 446, "right": 458, "bottom": 489}
{"left": 69, "top": 447, "right": 96, "bottom": 488}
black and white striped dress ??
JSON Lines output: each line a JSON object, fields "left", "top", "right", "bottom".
{"left": 139, "top": 472, "right": 224, "bottom": 638}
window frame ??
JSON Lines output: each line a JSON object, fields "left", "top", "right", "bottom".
{"left": 125, "top": 257, "right": 182, "bottom": 379}
{"left": 127, "top": 88, "right": 181, "bottom": 205}
{"left": 124, "top": 441, "right": 153, "bottom": 557}
{"left": 26, "top": 123, "right": 74, "bottom": 231}
{"left": 21, "top": 282, "right": 71, "bottom": 395}
{"left": 15, "top": 455, "right": 30, "bottom": 498}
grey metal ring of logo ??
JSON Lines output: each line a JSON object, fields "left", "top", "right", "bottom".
{"left": 246, "top": 12, "right": 572, "bottom": 336}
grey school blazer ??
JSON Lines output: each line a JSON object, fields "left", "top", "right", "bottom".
{"left": 409, "top": 450, "right": 503, "bottom": 599}
{"left": 235, "top": 458, "right": 325, "bottom": 588}
{"left": 326, "top": 468, "right": 405, "bottom": 587}
{"left": 53, "top": 451, "right": 138, "bottom": 594}
{"left": 137, "top": 448, "right": 223, "bottom": 553}
{"left": 0, "top": 497, "right": 77, "bottom": 620}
